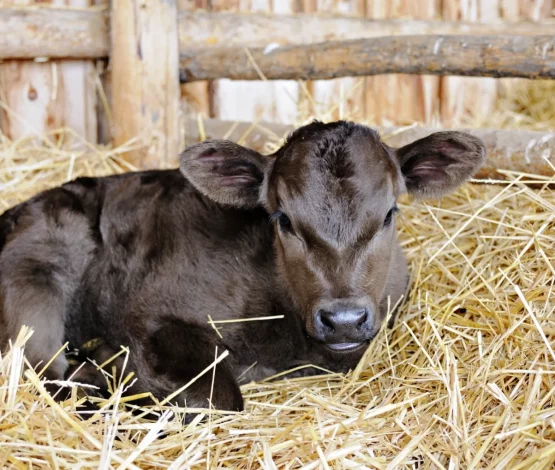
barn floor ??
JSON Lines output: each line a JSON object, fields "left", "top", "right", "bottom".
{"left": 0, "top": 122, "right": 554, "bottom": 469}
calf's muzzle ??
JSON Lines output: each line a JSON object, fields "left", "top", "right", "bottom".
{"left": 313, "top": 301, "right": 375, "bottom": 352}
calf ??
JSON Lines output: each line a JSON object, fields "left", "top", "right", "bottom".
{"left": 0, "top": 121, "right": 484, "bottom": 412}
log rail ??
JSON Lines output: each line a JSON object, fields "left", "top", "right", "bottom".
{"left": 179, "top": 35, "right": 555, "bottom": 82}
{"left": 184, "top": 118, "right": 555, "bottom": 180}
{"left": 1, "top": 7, "right": 554, "bottom": 62}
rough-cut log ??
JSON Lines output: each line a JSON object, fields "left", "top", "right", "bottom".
{"left": 183, "top": 118, "right": 555, "bottom": 180}
{"left": 0, "top": 7, "right": 108, "bottom": 59}
{"left": 111, "top": 0, "right": 181, "bottom": 168}
{"left": 178, "top": 11, "right": 555, "bottom": 50}
{"left": 1, "top": 8, "right": 554, "bottom": 60}
{"left": 180, "top": 35, "right": 555, "bottom": 82}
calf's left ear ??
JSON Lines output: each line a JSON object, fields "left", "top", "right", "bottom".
{"left": 395, "top": 131, "right": 486, "bottom": 199}
{"left": 180, "top": 140, "right": 272, "bottom": 208}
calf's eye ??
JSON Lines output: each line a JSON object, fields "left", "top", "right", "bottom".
{"left": 271, "top": 210, "right": 293, "bottom": 233}
{"left": 384, "top": 205, "right": 398, "bottom": 227}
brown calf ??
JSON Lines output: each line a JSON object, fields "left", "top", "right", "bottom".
{"left": 0, "top": 121, "right": 484, "bottom": 414}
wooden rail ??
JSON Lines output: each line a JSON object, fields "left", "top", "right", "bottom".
{"left": 180, "top": 35, "right": 555, "bottom": 82}
{"left": 1, "top": 8, "right": 554, "bottom": 59}
{"left": 178, "top": 12, "right": 555, "bottom": 49}
{"left": 0, "top": 7, "right": 109, "bottom": 59}
{"left": 184, "top": 118, "right": 555, "bottom": 180}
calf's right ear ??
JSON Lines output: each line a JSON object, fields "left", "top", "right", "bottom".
{"left": 395, "top": 131, "right": 486, "bottom": 199}
{"left": 180, "top": 140, "right": 272, "bottom": 208}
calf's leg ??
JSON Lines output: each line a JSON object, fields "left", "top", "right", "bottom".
{"left": 63, "top": 325, "right": 243, "bottom": 422}
{"left": 140, "top": 320, "right": 244, "bottom": 414}
{"left": 66, "top": 342, "right": 126, "bottom": 398}
{"left": 63, "top": 343, "right": 126, "bottom": 416}
{"left": 113, "top": 318, "right": 243, "bottom": 421}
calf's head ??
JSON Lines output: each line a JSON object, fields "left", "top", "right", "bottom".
{"left": 181, "top": 121, "right": 485, "bottom": 352}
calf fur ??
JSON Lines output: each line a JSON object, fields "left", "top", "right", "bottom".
{"left": 0, "top": 121, "right": 485, "bottom": 412}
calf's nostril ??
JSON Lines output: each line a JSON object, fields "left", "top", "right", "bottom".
{"left": 357, "top": 310, "right": 368, "bottom": 328}
{"left": 319, "top": 311, "right": 335, "bottom": 331}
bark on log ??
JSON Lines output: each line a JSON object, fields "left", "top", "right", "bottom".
{"left": 180, "top": 35, "right": 555, "bottom": 82}
{"left": 183, "top": 118, "right": 555, "bottom": 180}
{"left": 178, "top": 11, "right": 555, "bottom": 50}
{"left": 111, "top": 0, "right": 181, "bottom": 168}
{"left": 0, "top": 7, "right": 108, "bottom": 59}
{"left": 1, "top": 8, "right": 554, "bottom": 60}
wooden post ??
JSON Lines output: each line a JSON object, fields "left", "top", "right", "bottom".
{"left": 111, "top": 0, "right": 181, "bottom": 169}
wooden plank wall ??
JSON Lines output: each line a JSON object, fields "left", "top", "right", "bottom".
{"left": 0, "top": 0, "right": 99, "bottom": 143}
{"left": 179, "top": 0, "right": 211, "bottom": 120}
{"left": 441, "top": 0, "right": 497, "bottom": 126}
{"left": 496, "top": 0, "right": 554, "bottom": 127}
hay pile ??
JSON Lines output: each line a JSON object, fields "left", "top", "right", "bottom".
{"left": 468, "top": 80, "right": 555, "bottom": 133}
{"left": 1, "top": 97, "right": 555, "bottom": 468}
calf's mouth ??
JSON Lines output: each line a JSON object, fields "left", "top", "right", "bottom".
{"left": 324, "top": 341, "right": 368, "bottom": 353}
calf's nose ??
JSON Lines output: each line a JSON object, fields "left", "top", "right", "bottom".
{"left": 315, "top": 307, "right": 372, "bottom": 341}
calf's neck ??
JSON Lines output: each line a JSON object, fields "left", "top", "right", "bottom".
{"left": 0, "top": 121, "right": 485, "bottom": 412}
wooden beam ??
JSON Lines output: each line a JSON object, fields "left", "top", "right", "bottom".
{"left": 180, "top": 35, "right": 555, "bottom": 82}
{"left": 178, "top": 11, "right": 555, "bottom": 49}
{"left": 0, "top": 7, "right": 108, "bottom": 59}
{"left": 1, "top": 8, "right": 554, "bottom": 60}
{"left": 183, "top": 118, "right": 555, "bottom": 180}
{"left": 111, "top": 0, "right": 181, "bottom": 168}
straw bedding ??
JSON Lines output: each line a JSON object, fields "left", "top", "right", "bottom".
{"left": 1, "top": 89, "right": 555, "bottom": 469}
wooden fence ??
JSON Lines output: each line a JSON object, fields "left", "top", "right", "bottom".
{"left": 0, "top": 3, "right": 554, "bottom": 177}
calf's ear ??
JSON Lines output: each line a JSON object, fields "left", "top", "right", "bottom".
{"left": 395, "top": 131, "right": 486, "bottom": 199}
{"left": 180, "top": 140, "right": 272, "bottom": 208}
